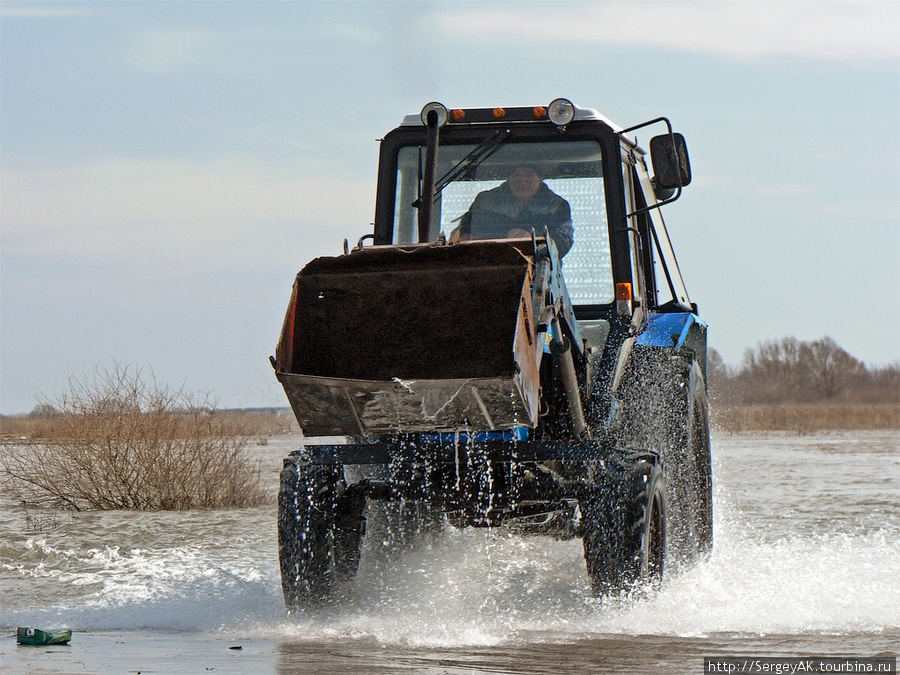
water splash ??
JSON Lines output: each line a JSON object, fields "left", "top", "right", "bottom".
{"left": 1, "top": 432, "right": 897, "bottom": 645}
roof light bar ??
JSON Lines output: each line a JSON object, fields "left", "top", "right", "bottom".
{"left": 400, "top": 99, "right": 613, "bottom": 127}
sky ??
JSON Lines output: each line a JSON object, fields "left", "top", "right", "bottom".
{"left": 1, "top": 0, "right": 898, "bottom": 414}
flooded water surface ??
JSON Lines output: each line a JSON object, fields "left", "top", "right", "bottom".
{"left": 1, "top": 431, "right": 898, "bottom": 673}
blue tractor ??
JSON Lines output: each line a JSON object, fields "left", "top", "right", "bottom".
{"left": 272, "top": 99, "right": 712, "bottom": 608}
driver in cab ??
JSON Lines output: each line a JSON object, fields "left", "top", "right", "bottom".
{"left": 450, "top": 165, "right": 574, "bottom": 257}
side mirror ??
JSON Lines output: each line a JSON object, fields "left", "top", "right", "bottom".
{"left": 650, "top": 132, "right": 691, "bottom": 190}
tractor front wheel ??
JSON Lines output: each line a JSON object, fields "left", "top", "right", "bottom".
{"left": 581, "top": 456, "right": 666, "bottom": 596}
{"left": 278, "top": 460, "right": 364, "bottom": 609}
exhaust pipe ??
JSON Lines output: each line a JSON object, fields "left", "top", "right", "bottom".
{"left": 418, "top": 109, "right": 440, "bottom": 242}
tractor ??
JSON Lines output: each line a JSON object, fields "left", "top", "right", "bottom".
{"left": 271, "top": 99, "right": 712, "bottom": 608}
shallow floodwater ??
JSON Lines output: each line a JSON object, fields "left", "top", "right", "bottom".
{"left": 1, "top": 431, "right": 898, "bottom": 674}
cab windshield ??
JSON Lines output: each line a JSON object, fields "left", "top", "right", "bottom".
{"left": 392, "top": 139, "right": 613, "bottom": 305}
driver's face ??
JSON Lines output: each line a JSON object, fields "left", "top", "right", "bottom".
{"left": 509, "top": 168, "right": 541, "bottom": 203}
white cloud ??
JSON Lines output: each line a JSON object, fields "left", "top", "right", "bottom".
{"left": 432, "top": 0, "right": 899, "bottom": 62}
{"left": 0, "top": 159, "right": 373, "bottom": 272}
{"left": 0, "top": 3, "right": 91, "bottom": 19}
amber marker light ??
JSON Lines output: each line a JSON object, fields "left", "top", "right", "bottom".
{"left": 451, "top": 108, "right": 466, "bottom": 121}
{"left": 533, "top": 106, "right": 547, "bottom": 119}
{"left": 616, "top": 282, "right": 634, "bottom": 317}
{"left": 615, "top": 282, "right": 633, "bottom": 301}
{"left": 492, "top": 107, "right": 506, "bottom": 119}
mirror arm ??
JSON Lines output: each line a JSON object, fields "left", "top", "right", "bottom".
{"left": 625, "top": 186, "right": 683, "bottom": 219}
{"left": 619, "top": 115, "right": 673, "bottom": 137}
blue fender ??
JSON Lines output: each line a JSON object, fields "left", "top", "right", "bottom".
{"left": 635, "top": 312, "right": 707, "bottom": 350}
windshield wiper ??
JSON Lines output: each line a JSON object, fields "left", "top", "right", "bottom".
{"left": 433, "top": 129, "right": 509, "bottom": 198}
{"left": 412, "top": 129, "right": 510, "bottom": 210}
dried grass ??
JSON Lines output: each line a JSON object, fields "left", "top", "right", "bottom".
{"left": 711, "top": 402, "right": 900, "bottom": 433}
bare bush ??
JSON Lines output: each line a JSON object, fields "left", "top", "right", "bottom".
{"left": 1, "top": 364, "right": 266, "bottom": 510}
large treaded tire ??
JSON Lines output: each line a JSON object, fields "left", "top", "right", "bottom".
{"left": 665, "top": 358, "right": 713, "bottom": 559}
{"left": 278, "top": 460, "right": 364, "bottom": 609}
{"left": 684, "top": 361, "right": 713, "bottom": 554}
{"left": 617, "top": 348, "right": 713, "bottom": 565}
{"left": 580, "top": 455, "right": 666, "bottom": 596}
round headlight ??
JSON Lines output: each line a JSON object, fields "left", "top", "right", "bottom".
{"left": 548, "top": 98, "right": 576, "bottom": 126}
{"left": 420, "top": 102, "right": 449, "bottom": 127}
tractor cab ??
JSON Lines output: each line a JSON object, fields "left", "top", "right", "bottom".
{"left": 372, "top": 99, "right": 693, "bottom": 326}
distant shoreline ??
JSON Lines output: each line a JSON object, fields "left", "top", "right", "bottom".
{"left": 711, "top": 402, "right": 899, "bottom": 433}
{"left": 3, "top": 404, "right": 897, "bottom": 441}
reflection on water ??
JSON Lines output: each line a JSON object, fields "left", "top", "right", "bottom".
{"left": 1, "top": 431, "right": 898, "bottom": 667}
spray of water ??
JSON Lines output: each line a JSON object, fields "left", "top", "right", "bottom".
{"left": 2, "top": 434, "right": 897, "bottom": 645}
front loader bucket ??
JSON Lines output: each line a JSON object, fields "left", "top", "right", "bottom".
{"left": 274, "top": 241, "right": 542, "bottom": 436}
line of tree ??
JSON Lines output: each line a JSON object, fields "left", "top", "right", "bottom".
{"left": 708, "top": 336, "right": 899, "bottom": 406}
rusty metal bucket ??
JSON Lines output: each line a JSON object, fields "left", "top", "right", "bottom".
{"left": 274, "top": 241, "right": 542, "bottom": 436}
